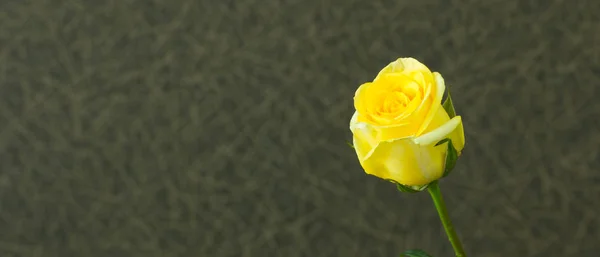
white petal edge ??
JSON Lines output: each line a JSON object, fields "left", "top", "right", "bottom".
{"left": 349, "top": 111, "right": 359, "bottom": 128}
{"left": 413, "top": 116, "right": 462, "bottom": 146}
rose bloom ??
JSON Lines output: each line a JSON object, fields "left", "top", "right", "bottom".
{"left": 350, "top": 58, "right": 465, "bottom": 186}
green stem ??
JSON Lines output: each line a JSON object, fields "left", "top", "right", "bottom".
{"left": 427, "top": 181, "right": 467, "bottom": 257}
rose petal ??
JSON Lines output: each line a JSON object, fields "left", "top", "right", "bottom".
{"left": 413, "top": 116, "right": 462, "bottom": 146}
{"left": 416, "top": 72, "right": 446, "bottom": 136}
{"left": 360, "top": 137, "right": 446, "bottom": 186}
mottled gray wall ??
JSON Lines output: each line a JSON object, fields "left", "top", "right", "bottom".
{"left": 0, "top": 0, "right": 599, "bottom": 256}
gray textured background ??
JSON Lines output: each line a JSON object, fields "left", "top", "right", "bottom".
{"left": 0, "top": 0, "right": 599, "bottom": 256}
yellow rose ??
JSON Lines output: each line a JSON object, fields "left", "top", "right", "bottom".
{"left": 350, "top": 58, "right": 465, "bottom": 186}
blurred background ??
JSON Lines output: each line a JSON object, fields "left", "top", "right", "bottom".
{"left": 0, "top": 0, "right": 599, "bottom": 256}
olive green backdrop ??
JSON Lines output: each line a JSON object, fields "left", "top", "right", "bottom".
{"left": 0, "top": 0, "right": 599, "bottom": 256}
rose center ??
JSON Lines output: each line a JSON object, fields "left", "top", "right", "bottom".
{"left": 380, "top": 87, "right": 419, "bottom": 114}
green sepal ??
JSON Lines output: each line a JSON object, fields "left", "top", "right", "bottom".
{"left": 435, "top": 138, "right": 458, "bottom": 178}
{"left": 442, "top": 88, "right": 456, "bottom": 118}
{"left": 387, "top": 179, "right": 429, "bottom": 193}
{"left": 401, "top": 249, "right": 434, "bottom": 257}
{"left": 346, "top": 141, "right": 354, "bottom": 149}
{"left": 396, "top": 183, "right": 420, "bottom": 193}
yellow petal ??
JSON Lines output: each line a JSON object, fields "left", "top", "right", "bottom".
{"left": 449, "top": 117, "right": 466, "bottom": 154}
{"left": 375, "top": 58, "right": 431, "bottom": 80}
{"left": 350, "top": 111, "right": 379, "bottom": 161}
{"left": 359, "top": 137, "right": 446, "bottom": 186}
{"left": 353, "top": 83, "right": 372, "bottom": 122}
{"left": 416, "top": 72, "right": 446, "bottom": 136}
{"left": 413, "top": 115, "right": 462, "bottom": 146}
